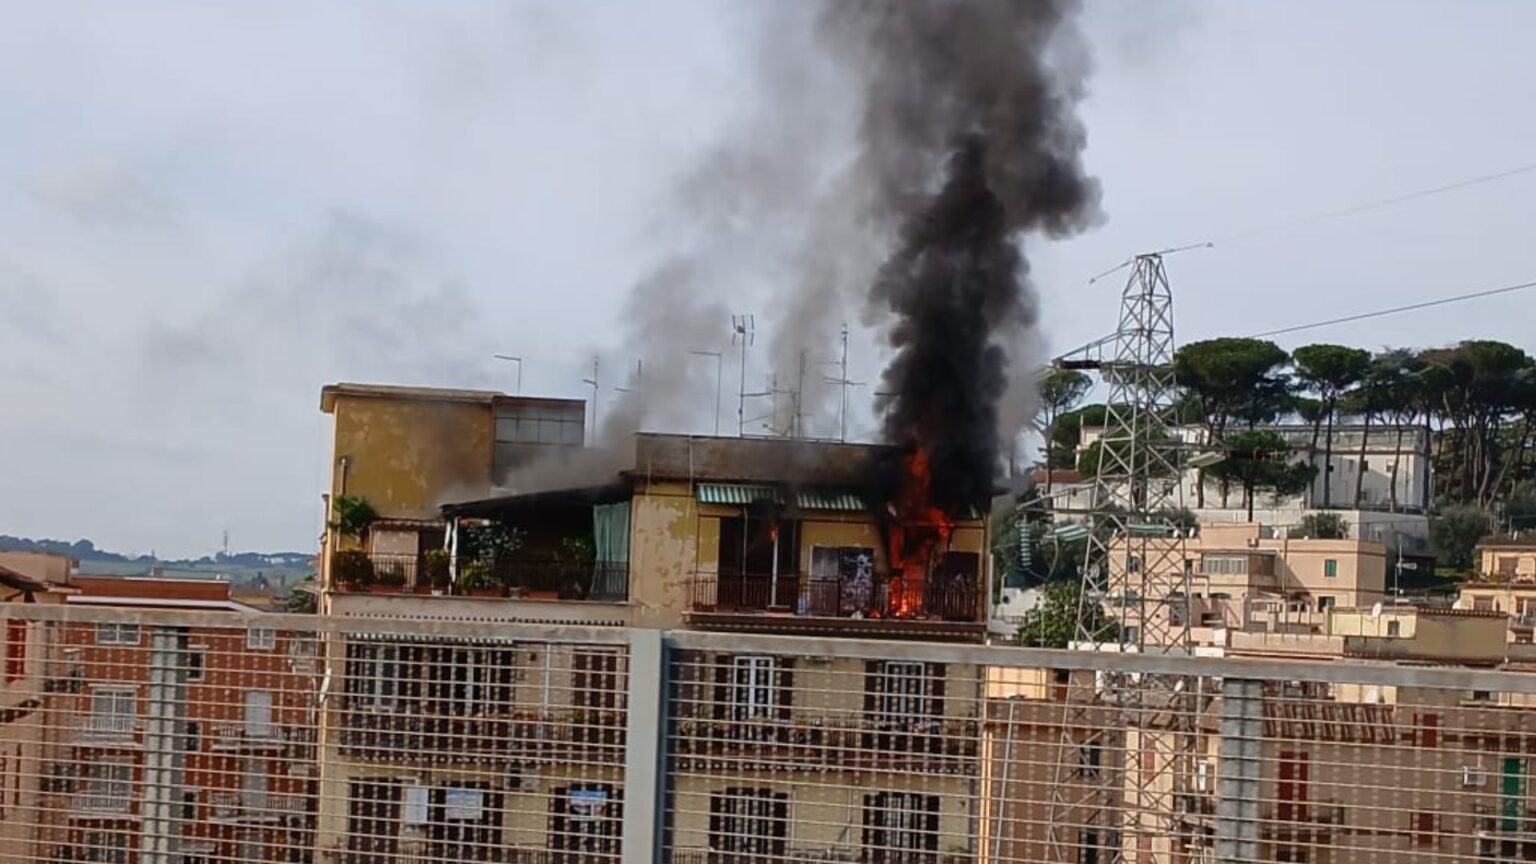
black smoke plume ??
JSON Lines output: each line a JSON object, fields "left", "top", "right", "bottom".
{"left": 826, "top": 0, "right": 1101, "bottom": 516}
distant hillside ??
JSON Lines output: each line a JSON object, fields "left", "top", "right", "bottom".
{"left": 0, "top": 535, "right": 314, "bottom": 591}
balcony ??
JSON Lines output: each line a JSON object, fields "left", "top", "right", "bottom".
{"left": 337, "top": 552, "right": 628, "bottom": 602}
{"left": 208, "top": 790, "right": 305, "bottom": 822}
{"left": 338, "top": 709, "right": 626, "bottom": 764}
{"left": 69, "top": 793, "right": 132, "bottom": 816}
{"left": 209, "top": 721, "right": 288, "bottom": 751}
{"left": 685, "top": 571, "right": 983, "bottom": 640}
{"left": 73, "top": 715, "right": 138, "bottom": 744}
{"left": 671, "top": 716, "right": 979, "bottom": 775}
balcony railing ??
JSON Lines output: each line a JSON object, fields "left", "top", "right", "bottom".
{"left": 208, "top": 790, "right": 305, "bottom": 821}
{"left": 671, "top": 715, "right": 979, "bottom": 773}
{"left": 689, "top": 572, "right": 980, "bottom": 623}
{"left": 70, "top": 792, "right": 131, "bottom": 815}
{"left": 342, "top": 552, "right": 628, "bottom": 601}
{"left": 74, "top": 715, "right": 137, "bottom": 740}
{"left": 209, "top": 721, "right": 286, "bottom": 749}
{"left": 338, "top": 709, "right": 625, "bottom": 763}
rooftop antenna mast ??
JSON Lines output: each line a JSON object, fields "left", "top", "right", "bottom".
{"left": 731, "top": 314, "right": 755, "bottom": 437}
{"left": 582, "top": 355, "right": 600, "bottom": 441}
{"left": 1043, "top": 252, "right": 1204, "bottom": 864}
{"left": 823, "top": 323, "right": 863, "bottom": 443}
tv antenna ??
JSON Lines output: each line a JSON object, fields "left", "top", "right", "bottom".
{"left": 731, "top": 314, "right": 755, "bottom": 437}
{"left": 821, "top": 323, "right": 862, "bottom": 442}
{"left": 614, "top": 359, "right": 643, "bottom": 394}
{"left": 581, "top": 355, "right": 600, "bottom": 440}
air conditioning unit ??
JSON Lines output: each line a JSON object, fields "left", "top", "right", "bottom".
{"left": 1463, "top": 766, "right": 1486, "bottom": 788}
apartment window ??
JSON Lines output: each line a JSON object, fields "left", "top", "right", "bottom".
{"left": 551, "top": 784, "right": 621, "bottom": 864}
{"left": 1410, "top": 811, "right": 1436, "bottom": 847}
{"left": 573, "top": 647, "right": 622, "bottom": 711}
{"left": 185, "top": 648, "right": 205, "bottom": 682}
{"left": 1475, "top": 597, "right": 1494, "bottom": 612}
{"left": 95, "top": 623, "right": 140, "bottom": 646}
{"left": 1500, "top": 557, "right": 1519, "bottom": 577}
{"left": 179, "top": 720, "right": 201, "bottom": 753}
{"left": 1127, "top": 555, "right": 1141, "bottom": 574}
{"left": 89, "top": 686, "right": 137, "bottom": 736}
{"left": 862, "top": 792, "right": 940, "bottom": 864}
{"left": 247, "top": 628, "right": 277, "bottom": 651}
{"left": 1324, "top": 559, "right": 1338, "bottom": 579}
{"left": 871, "top": 661, "right": 938, "bottom": 724}
{"left": 5, "top": 620, "right": 25, "bottom": 682}
{"left": 84, "top": 759, "right": 134, "bottom": 812}
{"left": 709, "top": 788, "right": 788, "bottom": 860}
{"left": 1417, "top": 713, "right": 1440, "bottom": 748}
{"left": 180, "top": 790, "right": 198, "bottom": 821}
{"left": 1387, "top": 620, "right": 1401, "bottom": 637}
{"left": 1079, "top": 829, "right": 1100, "bottom": 864}
{"left": 731, "top": 656, "right": 779, "bottom": 720}
{"left": 347, "top": 642, "right": 401, "bottom": 711}
{"left": 242, "top": 759, "right": 269, "bottom": 809}
{"left": 244, "top": 690, "right": 274, "bottom": 738}
{"left": 81, "top": 830, "right": 132, "bottom": 864}
{"left": 1201, "top": 555, "right": 1248, "bottom": 576}
{"left": 1317, "top": 596, "right": 1335, "bottom": 612}
{"left": 428, "top": 645, "right": 515, "bottom": 717}
{"left": 346, "top": 780, "right": 403, "bottom": 858}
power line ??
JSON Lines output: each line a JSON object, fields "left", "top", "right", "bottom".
{"left": 1248, "top": 276, "right": 1536, "bottom": 339}
{"left": 1209, "top": 160, "right": 1536, "bottom": 246}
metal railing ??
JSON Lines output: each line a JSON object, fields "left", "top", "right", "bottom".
{"left": 11, "top": 603, "right": 1536, "bottom": 864}
{"left": 341, "top": 552, "right": 629, "bottom": 601}
{"left": 690, "top": 572, "right": 981, "bottom": 622}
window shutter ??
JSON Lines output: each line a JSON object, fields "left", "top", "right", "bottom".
{"left": 865, "top": 660, "right": 882, "bottom": 716}
{"left": 928, "top": 663, "right": 946, "bottom": 717}
{"left": 776, "top": 659, "right": 794, "bottom": 721}
{"left": 925, "top": 795, "right": 941, "bottom": 850}
{"left": 714, "top": 655, "right": 732, "bottom": 721}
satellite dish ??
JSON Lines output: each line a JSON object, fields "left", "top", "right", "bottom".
{"left": 1370, "top": 601, "right": 1383, "bottom": 619}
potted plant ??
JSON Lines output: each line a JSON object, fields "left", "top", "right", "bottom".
{"left": 557, "top": 536, "right": 595, "bottom": 600}
{"left": 331, "top": 550, "right": 374, "bottom": 592}
{"left": 329, "top": 495, "right": 378, "bottom": 541}
{"left": 457, "top": 558, "right": 502, "bottom": 597}
{"left": 423, "top": 549, "right": 451, "bottom": 595}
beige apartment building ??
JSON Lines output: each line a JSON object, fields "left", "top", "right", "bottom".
{"left": 0, "top": 559, "right": 71, "bottom": 863}
{"left": 313, "top": 383, "right": 991, "bottom": 864}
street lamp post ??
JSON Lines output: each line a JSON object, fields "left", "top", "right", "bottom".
{"left": 492, "top": 354, "right": 523, "bottom": 394}
{"left": 689, "top": 350, "right": 723, "bottom": 436}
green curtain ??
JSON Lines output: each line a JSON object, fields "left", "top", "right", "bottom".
{"left": 593, "top": 501, "right": 631, "bottom": 565}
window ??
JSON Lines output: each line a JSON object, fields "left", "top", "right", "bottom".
{"left": 84, "top": 759, "right": 133, "bottom": 812}
{"left": 247, "top": 628, "right": 277, "bottom": 651}
{"left": 1127, "top": 555, "right": 1141, "bottom": 574}
{"left": 1079, "top": 828, "right": 1100, "bottom": 864}
{"left": 863, "top": 792, "right": 939, "bottom": 864}
{"left": 242, "top": 759, "right": 269, "bottom": 809}
{"left": 5, "top": 620, "right": 25, "bottom": 682}
{"left": 876, "top": 661, "right": 933, "bottom": 722}
{"left": 429, "top": 645, "right": 515, "bottom": 716}
{"left": 1410, "top": 811, "right": 1436, "bottom": 847}
{"left": 1317, "top": 596, "right": 1335, "bottom": 611}
{"left": 573, "top": 647, "right": 621, "bottom": 711}
{"left": 1500, "top": 557, "right": 1519, "bottom": 577}
{"left": 179, "top": 721, "right": 201, "bottom": 753}
{"left": 347, "top": 642, "right": 401, "bottom": 711}
{"left": 730, "top": 656, "right": 778, "bottom": 720}
{"left": 185, "top": 648, "right": 204, "bottom": 682}
{"left": 244, "top": 690, "right": 274, "bottom": 738}
{"left": 346, "top": 780, "right": 403, "bottom": 858}
{"left": 709, "top": 788, "right": 788, "bottom": 860}
{"left": 1475, "top": 597, "right": 1494, "bottom": 612}
{"left": 1418, "top": 713, "right": 1440, "bottom": 748}
{"left": 180, "top": 790, "right": 198, "bottom": 821}
{"left": 1201, "top": 555, "right": 1248, "bottom": 576}
{"left": 95, "top": 623, "right": 140, "bottom": 646}
{"left": 89, "top": 686, "right": 136, "bottom": 736}
{"left": 1387, "top": 620, "right": 1401, "bottom": 637}
{"left": 551, "top": 784, "right": 621, "bottom": 864}
{"left": 1323, "top": 559, "right": 1338, "bottom": 579}
{"left": 81, "top": 830, "right": 131, "bottom": 864}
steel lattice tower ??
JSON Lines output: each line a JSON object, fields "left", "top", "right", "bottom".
{"left": 1042, "top": 253, "right": 1205, "bottom": 864}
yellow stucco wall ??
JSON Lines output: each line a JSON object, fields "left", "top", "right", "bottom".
{"left": 629, "top": 483, "right": 698, "bottom": 629}
{"left": 329, "top": 394, "right": 494, "bottom": 521}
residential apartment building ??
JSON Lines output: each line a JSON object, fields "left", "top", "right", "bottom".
{"left": 26, "top": 576, "right": 316, "bottom": 864}
{"left": 1062, "top": 423, "right": 1432, "bottom": 548}
{"left": 0, "top": 560, "right": 71, "bottom": 863}
{"left": 313, "top": 382, "right": 991, "bottom": 864}
{"left": 982, "top": 602, "right": 1536, "bottom": 864}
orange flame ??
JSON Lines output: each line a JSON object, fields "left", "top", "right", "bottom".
{"left": 887, "top": 448, "right": 954, "bottom": 619}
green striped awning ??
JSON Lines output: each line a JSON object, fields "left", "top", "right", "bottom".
{"left": 696, "top": 484, "right": 782, "bottom": 506}
{"left": 796, "top": 490, "right": 866, "bottom": 511}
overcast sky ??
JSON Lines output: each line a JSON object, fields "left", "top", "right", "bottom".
{"left": 3, "top": 1, "right": 1535, "bottom": 558}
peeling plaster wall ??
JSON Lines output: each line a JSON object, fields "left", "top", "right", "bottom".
{"left": 329, "top": 395, "right": 494, "bottom": 521}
